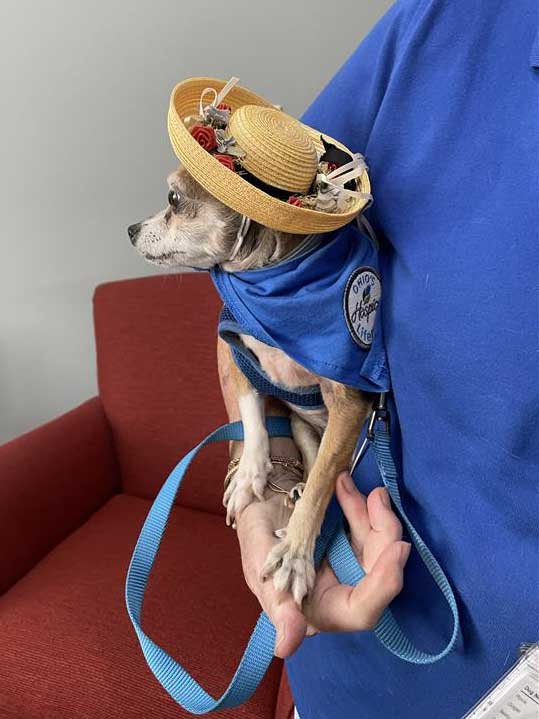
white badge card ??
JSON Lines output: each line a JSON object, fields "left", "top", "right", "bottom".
{"left": 463, "top": 644, "right": 539, "bottom": 719}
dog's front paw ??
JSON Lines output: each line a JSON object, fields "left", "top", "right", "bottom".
{"left": 223, "top": 453, "right": 273, "bottom": 525}
{"left": 262, "top": 537, "right": 316, "bottom": 605}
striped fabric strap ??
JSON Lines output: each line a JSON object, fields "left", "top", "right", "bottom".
{"left": 125, "top": 416, "right": 460, "bottom": 714}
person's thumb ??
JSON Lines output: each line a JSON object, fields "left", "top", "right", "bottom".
{"left": 270, "top": 597, "right": 307, "bottom": 658}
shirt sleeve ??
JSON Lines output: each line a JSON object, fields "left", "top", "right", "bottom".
{"left": 300, "top": 0, "right": 428, "bottom": 152}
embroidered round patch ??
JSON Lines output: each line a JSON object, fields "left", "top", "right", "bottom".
{"left": 343, "top": 266, "right": 382, "bottom": 349}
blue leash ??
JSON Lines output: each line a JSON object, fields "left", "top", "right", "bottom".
{"left": 125, "top": 412, "right": 460, "bottom": 714}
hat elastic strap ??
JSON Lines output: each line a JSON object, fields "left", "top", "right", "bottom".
{"left": 229, "top": 215, "right": 251, "bottom": 262}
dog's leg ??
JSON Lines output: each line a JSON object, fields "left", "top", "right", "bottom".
{"left": 291, "top": 413, "right": 321, "bottom": 483}
{"left": 263, "top": 382, "right": 372, "bottom": 603}
{"left": 219, "top": 340, "right": 272, "bottom": 525}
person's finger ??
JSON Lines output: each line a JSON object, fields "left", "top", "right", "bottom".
{"left": 236, "top": 504, "right": 307, "bottom": 657}
{"left": 266, "top": 592, "right": 307, "bottom": 658}
{"left": 305, "top": 540, "right": 411, "bottom": 633}
{"left": 335, "top": 472, "right": 371, "bottom": 553}
{"left": 367, "top": 487, "right": 403, "bottom": 541}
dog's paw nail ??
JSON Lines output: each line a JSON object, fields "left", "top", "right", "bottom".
{"left": 263, "top": 540, "right": 315, "bottom": 605}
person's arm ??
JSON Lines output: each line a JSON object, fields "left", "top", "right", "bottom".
{"left": 218, "top": 342, "right": 410, "bottom": 658}
{"left": 300, "top": 0, "right": 429, "bottom": 242}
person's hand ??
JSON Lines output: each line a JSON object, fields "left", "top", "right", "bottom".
{"left": 236, "top": 470, "right": 411, "bottom": 658}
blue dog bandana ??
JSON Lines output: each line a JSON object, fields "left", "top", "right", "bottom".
{"left": 210, "top": 221, "right": 390, "bottom": 403}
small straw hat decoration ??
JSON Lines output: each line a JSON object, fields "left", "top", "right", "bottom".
{"left": 167, "top": 76, "right": 372, "bottom": 234}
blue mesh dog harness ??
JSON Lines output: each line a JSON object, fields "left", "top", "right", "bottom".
{"left": 219, "top": 305, "right": 326, "bottom": 409}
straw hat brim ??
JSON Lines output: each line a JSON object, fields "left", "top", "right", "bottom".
{"left": 167, "top": 77, "right": 371, "bottom": 235}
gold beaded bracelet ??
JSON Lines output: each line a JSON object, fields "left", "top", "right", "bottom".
{"left": 224, "top": 456, "right": 305, "bottom": 507}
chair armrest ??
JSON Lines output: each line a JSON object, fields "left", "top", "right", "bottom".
{"left": 0, "top": 397, "right": 119, "bottom": 594}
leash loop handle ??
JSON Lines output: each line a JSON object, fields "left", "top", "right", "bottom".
{"left": 343, "top": 393, "right": 460, "bottom": 663}
{"left": 370, "top": 428, "right": 460, "bottom": 663}
{"left": 125, "top": 417, "right": 291, "bottom": 714}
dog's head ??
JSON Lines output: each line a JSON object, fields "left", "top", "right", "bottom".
{"left": 128, "top": 165, "right": 243, "bottom": 270}
{"left": 128, "top": 165, "right": 300, "bottom": 271}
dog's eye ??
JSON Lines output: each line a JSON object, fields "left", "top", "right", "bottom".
{"left": 168, "top": 189, "right": 181, "bottom": 208}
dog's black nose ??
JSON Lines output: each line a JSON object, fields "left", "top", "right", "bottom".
{"left": 128, "top": 222, "right": 142, "bottom": 245}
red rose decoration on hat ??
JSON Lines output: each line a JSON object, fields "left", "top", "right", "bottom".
{"left": 214, "top": 154, "right": 237, "bottom": 171}
{"left": 190, "top": 124, "right": 217, "bottom": 151}
{"left": 287, "top": 195, "right": 303, "bottom": 206}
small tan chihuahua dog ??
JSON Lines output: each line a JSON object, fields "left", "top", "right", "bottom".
{"left": 128, "top": 165, "right": 375, "bottom": 604}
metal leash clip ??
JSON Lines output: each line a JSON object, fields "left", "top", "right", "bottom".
{"left": 350, "top": 393, "right": 390, "bottom": 475}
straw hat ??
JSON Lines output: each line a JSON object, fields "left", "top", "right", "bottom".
{"left": 167, "top": 77, "right": 372, "bottom": 235}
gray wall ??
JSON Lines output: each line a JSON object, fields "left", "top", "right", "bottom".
{"left": 0, "top": 0, "right": 393, "bottom": 443}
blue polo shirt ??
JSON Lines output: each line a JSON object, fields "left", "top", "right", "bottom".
{"left": 287, "top": 2, "right": 539, "bottom": 718}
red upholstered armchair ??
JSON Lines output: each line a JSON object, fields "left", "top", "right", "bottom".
{"left": 0, "top": 274, "right": 294, "bottom": 719}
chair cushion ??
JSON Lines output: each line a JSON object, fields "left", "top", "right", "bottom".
{"left": 93, "top": 274, "right": 228, "bottom": 515}
{"left": 0, "top": 493, "right": 282, "bottom": 719}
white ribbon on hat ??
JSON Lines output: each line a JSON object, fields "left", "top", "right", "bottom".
{"left": 199, "top": 76, "right": 240, "bottom": 117}
{"left": 318, "top": 153, "right": 372, "bottom": 201}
